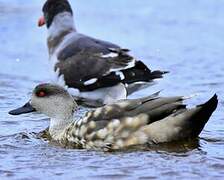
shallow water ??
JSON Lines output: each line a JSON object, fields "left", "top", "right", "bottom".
{"left": 0, "top": 0, "right": 224, "bottom": 179}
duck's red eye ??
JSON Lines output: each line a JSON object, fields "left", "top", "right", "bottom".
{"left": 37, "top": 91, "right": 46, "bottom": 97}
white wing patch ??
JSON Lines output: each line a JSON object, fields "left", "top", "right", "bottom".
{"left": 115, "top": 71, "right": 125, "bottom": 80}
{"left": 84, "top": 78, "right": 98, "bottom": 85}
{"left": 101, "top": 52, "right": 118, "bottom": 58}
{"left": 109, "top": 58, "right": 136, "bottom": 73}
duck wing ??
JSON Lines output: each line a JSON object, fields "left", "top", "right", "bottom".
{"left": 82, "top": 92, "right": 187, "bottom": 129}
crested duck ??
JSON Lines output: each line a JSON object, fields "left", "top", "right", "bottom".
{"left": 9, "top": 84, "right": 218, "bottom": 151}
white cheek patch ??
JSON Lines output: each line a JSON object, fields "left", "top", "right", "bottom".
{"left": 84, "top": 78, "right": 98, "bottom": 86}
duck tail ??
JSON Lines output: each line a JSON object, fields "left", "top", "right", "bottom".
{"left": 191, "top": 94, "right": 218, "bottom": 137}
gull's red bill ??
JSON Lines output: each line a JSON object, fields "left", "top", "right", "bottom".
{"left": 38, "top": 16, "right": 45, "bottom": 27}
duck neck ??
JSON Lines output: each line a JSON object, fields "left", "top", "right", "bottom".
{"left": 49, "top": 114, "right": 74, "bottom": 141}
{"left": 47, "top": 12, "right": 76, "bottom": 54}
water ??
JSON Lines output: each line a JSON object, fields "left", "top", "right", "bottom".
{"left": 0, "top": 0, "right": 224, "bottom": 179}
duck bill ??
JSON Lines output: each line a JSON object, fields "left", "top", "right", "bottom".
{"left": 38, "top": 16, "right": 45, "bottom": 27}
{"left": 8, "top": 101, "right": 36, "bottom": 115}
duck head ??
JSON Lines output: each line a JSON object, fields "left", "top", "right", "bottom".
{"left": 9, "top": 84, "right": 77, "bottom": 120}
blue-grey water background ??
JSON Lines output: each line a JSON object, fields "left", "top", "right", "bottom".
{"left": 0, "top": 0, "right": 224, "bottom": 179}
